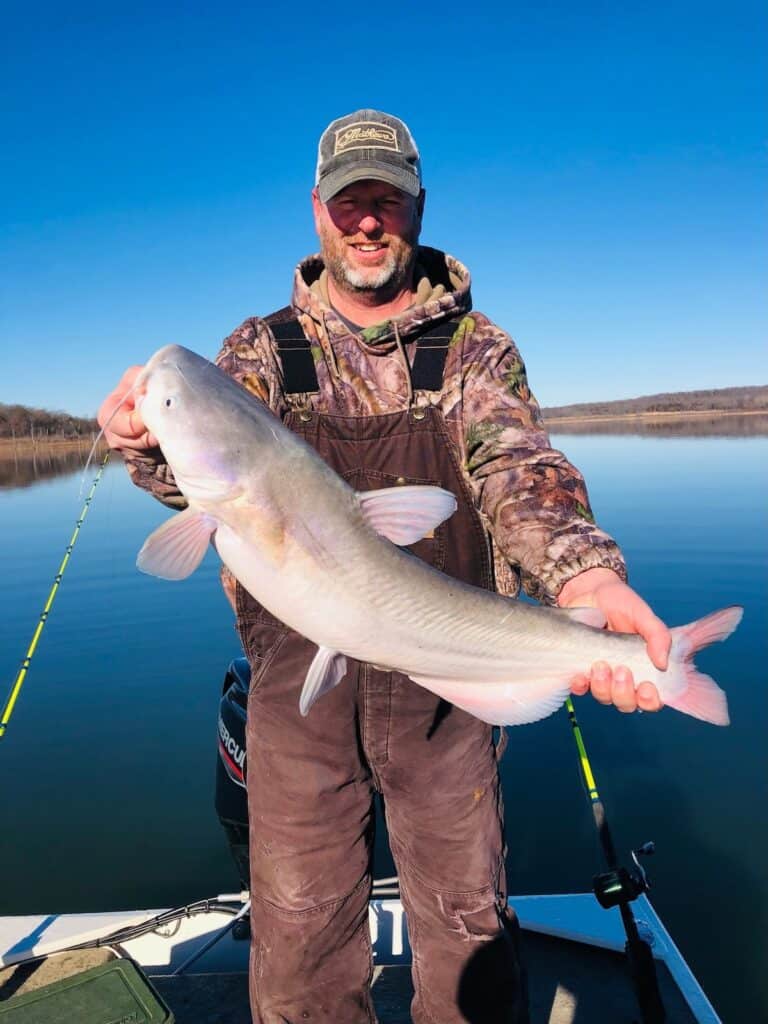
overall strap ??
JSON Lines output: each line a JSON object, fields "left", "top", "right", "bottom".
{"left": 265, "top": 308, "right": 320, "bottom": 396}
{"left": 409, "top": 318, "right": 459, "bottom": 392}
{"left": 265, "top": 309, "right": 462, "bottom": 396}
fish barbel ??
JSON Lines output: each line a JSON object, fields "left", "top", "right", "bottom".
{"left": 135, "top": 344, "right": 741, "bottom": 727}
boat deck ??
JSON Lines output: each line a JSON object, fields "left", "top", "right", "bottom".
{"left": 0, "top": 930, "right": 700, "bottom": 1022}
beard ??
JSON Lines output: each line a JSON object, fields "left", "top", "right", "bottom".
{"left": 318, "top": 220, "right": 419, "bottom": 301}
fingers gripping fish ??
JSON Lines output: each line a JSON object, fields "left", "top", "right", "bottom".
{"left": 135, "top": 345, "right": 741, "bottom": 727}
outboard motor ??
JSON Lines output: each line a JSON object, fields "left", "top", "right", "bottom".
{"left": 215, "top": 657, "right": 251, "bottom": 888}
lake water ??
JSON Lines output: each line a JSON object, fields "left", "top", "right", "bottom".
{"left": 0, "top": 431, "right": 765, "bottom": 1022}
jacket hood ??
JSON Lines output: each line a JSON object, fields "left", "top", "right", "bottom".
{"left": 291, "top": 246, "right": 472, "bottom": 352}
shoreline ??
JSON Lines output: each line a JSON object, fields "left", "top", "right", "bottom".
{"left": 0, "top": 436, "right": 105, "bottom": 448}
{"left": 542, "top": 407, "right": 767, "bottom": 427}
{"left": 1, "top": 407, "right": 765, "bottom": 451}
{"left": 0, "top": 437, "right": 108, "bottom": 458}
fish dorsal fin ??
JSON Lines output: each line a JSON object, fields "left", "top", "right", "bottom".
{"left": 300, "top": 646, "right": 348, "bottom": 716}
{"left": 559, "top": 606, "right": 607, "bottom": 629}
{"left": 358, "top": 485, "right": 457, "bottom": 545}
{"left": 137, "top": 508, "right": 217, "bottom": 580}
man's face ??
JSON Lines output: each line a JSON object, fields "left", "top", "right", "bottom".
{"left": 312, "top": 180, "right": 424, "bottom": 300}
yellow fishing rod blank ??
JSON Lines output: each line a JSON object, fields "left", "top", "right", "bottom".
{"left": 0, "top": 451, "right": 110, "bottom": 738}
{"left": 565, "top": 695, "right": 600, "bottom": 802}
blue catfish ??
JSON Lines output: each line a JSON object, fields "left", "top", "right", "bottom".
{"left": 135, "top": 345, "right": 741, "bottom": 727}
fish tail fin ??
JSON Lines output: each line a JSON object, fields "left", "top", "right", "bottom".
{"left": 664, "top": 606, "right": 742, "bottom": 726}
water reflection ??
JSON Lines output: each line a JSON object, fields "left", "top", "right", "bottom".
{"left": 0, "top": 443, "right": 110, "bottom": 490}
{"left": 543, "top": 413, "right": 768, "bottom": 438}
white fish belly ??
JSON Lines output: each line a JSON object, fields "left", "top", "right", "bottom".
{"left": 214, "top": 508, "right": 671, "bottom": 701}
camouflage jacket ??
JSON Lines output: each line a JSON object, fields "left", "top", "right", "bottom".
{"left": 125, "top": 246, "right": 626, "bottom": 603}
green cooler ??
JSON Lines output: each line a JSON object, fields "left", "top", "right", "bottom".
{"left": 0, "top": 958, "right": 173, "bottom": 1023}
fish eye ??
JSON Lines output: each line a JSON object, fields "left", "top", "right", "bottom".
{"left": 164, "top": 397, "right": 174, "bottom": 408}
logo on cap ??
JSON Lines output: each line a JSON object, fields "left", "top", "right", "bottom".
{"left": 334, "top": 121, "right": 400, "bottom": 156}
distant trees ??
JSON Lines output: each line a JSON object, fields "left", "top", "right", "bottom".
{"left": 542, "top": 385, "right": 768, "bottom": 420}
{"left": 3, "top": 385, "right": 766, "bottom": 440}
{"left": 0, "top": 403, "right": 99, "bottom": 440}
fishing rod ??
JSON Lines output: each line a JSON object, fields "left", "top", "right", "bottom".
{"left": 565, "top": 695, "right": 666, "bottom": 1024}
{"left": 0, "top": 450, "right": 111, "bottom": 740}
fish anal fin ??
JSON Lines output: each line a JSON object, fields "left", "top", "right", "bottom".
{"left": 407, "top": 672, "right": 570, "bottom": 727}
{"left": 358, "top": 485, "right": 457, "bottom": 546}
{"left": 300, "top": 646, "right": 348, "bottom": 716}
{"left": 137, "top": 508, "right": 217, "bottom": 580}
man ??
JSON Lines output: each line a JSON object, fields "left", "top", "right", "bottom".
{"left": 99, "top": 109, "right": 669, "bottom": 1024}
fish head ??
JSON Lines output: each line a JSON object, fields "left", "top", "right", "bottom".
{"left": 138, "top": 344, "right": 251, "bottom": 504}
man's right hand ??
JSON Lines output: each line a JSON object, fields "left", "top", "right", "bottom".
{"left": 97, "top": 366, "right": 158, "bottom": 450}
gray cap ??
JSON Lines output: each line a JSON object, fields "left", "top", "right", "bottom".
{"left": 315, "top": 109, "right": 422, "bottom": 203}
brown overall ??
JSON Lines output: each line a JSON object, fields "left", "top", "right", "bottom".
{"left": 237, "top": 403, "right": 529, "bottom": 1024}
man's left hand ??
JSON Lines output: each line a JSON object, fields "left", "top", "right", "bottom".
{"left": 557, "top": 567, "right": 670, "bottom": 713}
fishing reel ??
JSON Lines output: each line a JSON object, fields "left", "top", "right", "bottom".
{"left": 593, "top": 841, "right": 655, "bottom": 910}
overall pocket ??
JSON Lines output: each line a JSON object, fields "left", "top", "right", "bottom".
{"left": 235, "top": 584, "right": 290, "bottom": 694}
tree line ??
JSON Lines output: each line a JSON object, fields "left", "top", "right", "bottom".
{"left": 3, "top": 383, "right": 766, "bottom": 438}
{"left": 542, "top": 385, "right": 768, "bottom": 420}
{"left": 0, "top": 403, "right": 99, "bottom": 440}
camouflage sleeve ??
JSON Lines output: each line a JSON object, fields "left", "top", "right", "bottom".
{"left": 214, "top": 316, "right": 287, "bottom": 412}
{"left": 453, "top": 314, "right": 627, "bottom": 604}
{"left": 122, "top": 317, "right": 282, "bottom": 508}
{"left": 122, "top": 448, "right": 187, "bottom": 510}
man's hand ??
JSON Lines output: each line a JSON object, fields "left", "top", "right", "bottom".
{"left": 557, "top": 567, "right": 670, "bottom": 713}
{"left": 97, "top": 366, "right": 158, "bottom": 450}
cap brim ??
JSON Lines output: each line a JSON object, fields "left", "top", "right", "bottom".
{"left": 318, "top": 162, "right": 421, "bottom": 203}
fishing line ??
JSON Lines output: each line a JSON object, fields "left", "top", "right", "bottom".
{"left": 565, "top": 695, "right": 666, "bottom": 1023}
{"left": 80, "top": 369, "right": 148, "bottom": 487}
{"left": 4, "top": 368, "right": 164, "bottom": 738}
{"left": 0, "top": 450, "right": 111, "bottom": 739}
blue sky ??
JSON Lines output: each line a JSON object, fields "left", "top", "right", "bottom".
{"left": 2, "top": 2, "right": 766, "bottom": 415}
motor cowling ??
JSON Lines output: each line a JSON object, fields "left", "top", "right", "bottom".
{"left": 215, "top": 657, "right": 250, "bottom": 889}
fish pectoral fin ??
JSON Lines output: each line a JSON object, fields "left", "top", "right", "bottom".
{"left": 137, "top": 508, "right": 217, "bottom": 580}
{"left": 358, "top": 485, "right": 457, "bottom": 545}
{"left": 299, "top": 646, "right": 348, "bottom": 716}
{"left": 558, "top": 606, "right": 607, "bottom": 629}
